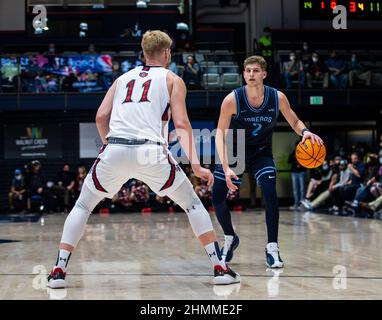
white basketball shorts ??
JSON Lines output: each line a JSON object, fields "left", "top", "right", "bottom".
{"left": 84, "top": 144, "right": 187, "bottom": 198}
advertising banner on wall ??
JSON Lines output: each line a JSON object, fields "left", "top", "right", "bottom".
{"left": 79, "top": 122, "right": 103, "bottom": 158}
{"left": 3, "top": 124, "right": 62, "bottom": 159}
{"left": 79, "top": 121, "right": 217, "bottom": 161}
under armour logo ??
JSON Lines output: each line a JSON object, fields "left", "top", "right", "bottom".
{"left": 59, "top": 258, "right": 67, "bottom": 262}
{"left": 186, "top": 205, "right": 196, "bottom": 213}
{"left": 208, "top": 252, "right": 216, "bottom": 257}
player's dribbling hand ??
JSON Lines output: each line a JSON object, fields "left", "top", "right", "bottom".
{"left": 302, "top": 131, "right": 324, "bottom": 146}
{"left": 193, "top": 166, "right": 214, "bottom": 188}
{"left": 224, "top": 168, "right": 239, "bottom": 191}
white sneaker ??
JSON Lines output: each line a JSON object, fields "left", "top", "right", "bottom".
{"left": 265, "top": 242, "right": 284, "bottom": 268}
{"left": 301, "top": 199, "right": 313, "bottom": 211}
{"left": 47, "top": 267, "right": 66, "bottom": 289}
{"left": 213, "top": 265, "right": 240, "bottom": 285}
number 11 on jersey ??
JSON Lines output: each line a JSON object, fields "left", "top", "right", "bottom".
{"left": 123, "top": 79, "right": 152, "bottom": 103}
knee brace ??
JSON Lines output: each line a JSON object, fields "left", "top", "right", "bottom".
{"left": 170, "top": 182, "right": 213, "bottom": 237}
{"left": 60, "top": 185, "right": 103, "bottom": 247}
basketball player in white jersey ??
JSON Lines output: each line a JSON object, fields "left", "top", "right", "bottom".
{"left": 47, "top": 30, "right": 239, "bottom": 288}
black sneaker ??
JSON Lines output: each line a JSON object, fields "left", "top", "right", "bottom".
{"left": 213, "top": 265, "right": 240, "bottom": 285}
{"left": 47, "top": 267, "right": 66, "bottom": 289}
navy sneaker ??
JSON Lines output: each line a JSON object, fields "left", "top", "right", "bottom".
{"left": 221, "top": 234, "right": 240, "bottom": 263}
{"left": 47, "top": 267, "right": 66, "bottom": 289}
{"left": 265, "top": 242, "right": 284, "bottom": 268}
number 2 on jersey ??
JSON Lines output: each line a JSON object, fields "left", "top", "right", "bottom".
{"left": 123, "top": 79, "right": 152, "bottom": 103}
{"left": 252, "top": 123, "right": 262, "bottom": 136}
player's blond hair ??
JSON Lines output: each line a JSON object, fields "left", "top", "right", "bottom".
{"left": 243, "top": 55, "right": 267, "bottom": 71}
{"left": 141, "top": 30, "right": 172, "bottom": 58}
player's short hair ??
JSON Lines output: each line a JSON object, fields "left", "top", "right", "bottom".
{"left": 141, "top": 30, "right": 172, "bottom": 58}
{"left": 243, "top": 55, "right": 267, "bottom": 71}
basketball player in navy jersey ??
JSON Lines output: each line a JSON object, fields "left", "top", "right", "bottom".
{"left": 213, "top": 55, "right": 323, "bottom": 267}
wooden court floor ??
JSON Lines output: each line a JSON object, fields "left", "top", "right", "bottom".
{"left": 0, "top": 210, "right": 381, "bottom": 300}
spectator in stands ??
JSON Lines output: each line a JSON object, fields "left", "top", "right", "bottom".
{"left": 303, "top": 160, "right": 333, "bottom": 204}
{"left": 169, "top": 58, "right": 178, "bottom": 75}
{"left": 195, "top": 178, "right": 212, "bottom": 208}
{"left": 21, "top": 56, "right": 42, "bottom": 92}
{"left": 182, "top": 55, "right": 201, "bottom": 89}
{"left": 330, "top": 152, "right": 365, "bottom": 215}
{"left": 112, "top": 183, "right": 133, "bottom": 212}
{"left": 347, "top": 53, "right": 372, "bottom": 88}
{"left": 325, "top": 50, "right": 348, "bottom": 89}
{"left": 62, "top": 73, "right": 78, "bottom": 92}
{"left": 257, "top": 27, "right": 276, "bottom": 85}
{"left": 258, "top": 27, "right": 273, "bottom": 65}
{"left": 300, "top": 42, "right": 312, "bottom": 71}
{"left": 288, "top": 142, "right": 307, "bottom": 210}
{"left": 306, "top": 53, "right": 329, "bottom": 88}
{"left": 132, "top": 51, "right": 145, "bottom": 68}
{"left": 282, "top": 51, "right": 305, "bottom": 89}
{"left": 75, "top": 165, "right": 87, "bottom": 198}
{"left": 8, "top": 169, "right": 27, "bottom": 212}
{"left": 360, "top": 194, "right": 382, "bottom": 219}
{"left": 185, "top": 166, "right": 199, "bottom": 188}
{"left": 52, "top": 164, "right": 76, "bottom": 213}
{"left": 302, "top": 158, "right": 349, "bottom": 211}
{"left": 26, "top": 160, "right": 46, "bottom": 211}
{"left": 83, "top": 44, "right": 96, "bottom": 54}
{"left": 45, "top": 43, "right": 56, "bottom": 55}
{"left": 154, "top": 195, "right": 175, "bottom": 213}
{"left": 129, "top": 180, "right": 150, "bottom": 212}
{"left": 347, "top": 153, "right": 380, "bottom": 215}
{"left": 111, "top": 62, "right": 122, "bottom": 80}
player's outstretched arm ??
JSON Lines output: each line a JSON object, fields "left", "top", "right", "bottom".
{"left": 278, "top": 91, "right": 323, "bottom": 145}
{"left": 169, "top": 73, "right": 213, "bottom": 187}
{"left": 216, "top": 93, "right": 239, "bottom": 191}
{"left": 96, "top": 80, "right": 117, "bottom": 145}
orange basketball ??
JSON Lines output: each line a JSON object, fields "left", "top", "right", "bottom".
{"left": 295, "top": 139, "right": 326, "bottom": 168}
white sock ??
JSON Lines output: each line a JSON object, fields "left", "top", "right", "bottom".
{"left": 204, "top": 242, "right": 225, "bottom": 268}
{"left": 55, "top": 249, "right": 71, "bottom": 272}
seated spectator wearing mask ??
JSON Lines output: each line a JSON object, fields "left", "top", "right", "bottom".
{"left": 306, "top": 53, "right": 329, "bottom": 88}
{"left": 9, "top": 169, "right": 27, "bottom": 212}
{"left": 282, "top": 52, "right": 305, "bottom": 89}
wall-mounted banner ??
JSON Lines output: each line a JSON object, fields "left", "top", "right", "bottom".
{"left": 4, "top": 124, "right": 62, "bottom": 159}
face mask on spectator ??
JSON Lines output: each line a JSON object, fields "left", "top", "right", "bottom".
{"left": 290, "top": 55, "right": 296, "bottom": 61}
{"left": 351, "top": 57, "right": 357, "bottom": 63}
{"left": 312, "top": 57, "right": 318, "bottom": 63}
{"left": 15, "top": 174, "right": 22, "bottom": 181}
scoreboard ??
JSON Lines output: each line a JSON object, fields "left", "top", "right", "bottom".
{"left": 300, "top": 0, "right": 382, "bottom": 19}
